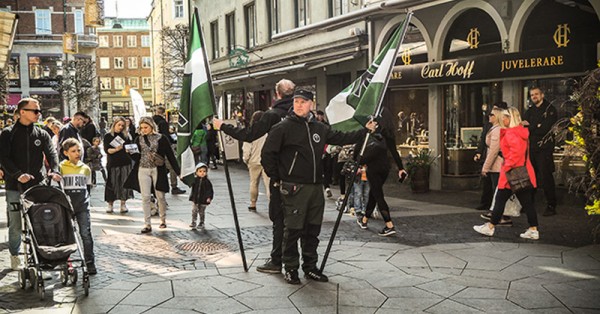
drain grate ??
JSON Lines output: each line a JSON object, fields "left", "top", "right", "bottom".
{"left": 175, "top": 241, "right": 230, "bottom": 253}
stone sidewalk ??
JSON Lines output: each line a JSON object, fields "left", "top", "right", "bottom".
{"left": 1, "top": 164, "right": 599, "bottom": 313}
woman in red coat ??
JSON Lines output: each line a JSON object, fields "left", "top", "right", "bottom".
{"left": 474, "top": 107, "right": 540, "bottom": 240}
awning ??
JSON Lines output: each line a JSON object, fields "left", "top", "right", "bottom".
{"left": 0, "top": 11, "right": 18, "bottom": 69}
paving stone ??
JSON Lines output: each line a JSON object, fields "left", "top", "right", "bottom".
{"left": 292, "top": 305, "right": 337, "bottom": 314}
{"left": 288, "top": 286, "right": 337, "bottom": 307}
{"left": 187, "top": 296, "right": 251, "bottom": 313}
{"left": 172, "top": 278, "right": 228, "bottom": 297}
{"left": 118, "top": 285, "right": 173, "bottom": 306}
{"left": 425, "top": 298, "right": 484, "bottom": 313}
{"left": 377, "top": 286, "right": 441, "bottom": 299}
{"left": 338, "top": 288, "right": 387, "bottom": 307}
{"left": 104, "top": 304, "right": 150, "bottom": 314}
{"left": 416, "top": 279, "right": 467, "bottom": 298}
{"left": 380, "top": 297, "right": 443, "bottom": 311}
{"left": 235, "top": 296, "right": 297, "bottom": 310}
{"left": 453, "top": 298, "right": 531, "bottom": 313}
{"left": 544, "top": 282, "right": 600, "bottom": 309}
{"left": 507, "top": 288, "right": 564, "bottom": 309}
{"left": 451, "top": 287, "right": 507, "bottom": 299}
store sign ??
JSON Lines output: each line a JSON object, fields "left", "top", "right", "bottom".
{"left": 390, "top": 46, "right": 594, "bottom": 85}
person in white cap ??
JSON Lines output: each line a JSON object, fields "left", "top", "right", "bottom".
{"left": 189, "top": 162, "right": 213, "bottom": 230}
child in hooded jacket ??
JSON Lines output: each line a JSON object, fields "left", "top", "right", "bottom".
{"left": 189, "top": 162, "right": 213, "bottom": 229}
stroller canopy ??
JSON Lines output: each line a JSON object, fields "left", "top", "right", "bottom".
{"left": 21, "top": 185, "right": 74, "bottom": 215}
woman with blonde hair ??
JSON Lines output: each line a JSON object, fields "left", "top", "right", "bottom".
{"left": 124, "top": 116, "right": 181, "bottom": 233}
{"left": 474, "top": 106, "right": 540, "bottom": 239}
{"left": 103, "top": 116, "right": 134, "bottom": 213}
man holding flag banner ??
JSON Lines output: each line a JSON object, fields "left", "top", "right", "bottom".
{"left": 319, "top": 13, "right": 412, "bottom": 270}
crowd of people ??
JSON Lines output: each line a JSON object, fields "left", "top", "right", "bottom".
{"left": 0, "top": 84, "right": 558, "bottom": 285}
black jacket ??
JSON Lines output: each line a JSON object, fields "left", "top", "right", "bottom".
{"left": 103, "top": 132, "right": 132, "bottom": 168}
{"left": 153, "top": 115, "right": 175, "bottom": 144}
{"left": 123, "top": 134, "right": 181, "bottom": 193}
{"left": 189, "top": 176, "right": 214, "bottom": 205}
{"left": 522, "top": 99, "right": 557, "bottom": 152}
{"left": 57, "top": 122, "right": 83, "bottom": 160}
{"left": 221, "top": 96, "right": 292, "bottom": 142}
{"left": 0, "top": 121, "right": 59, "bottom": 191}
{"left": 261, "top": 112, "right": 367, "bottom": 184}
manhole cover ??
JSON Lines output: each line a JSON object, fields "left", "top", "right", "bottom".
{"left": 176, "top": 241, "right": 230, "bottom": 253}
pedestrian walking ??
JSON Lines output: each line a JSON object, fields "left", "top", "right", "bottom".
{"left": 124, "top": 116, "right": 181, "bottom": 233}
{"left": 60, "top": 138, "right": 96, "bottom": 274}
{"left": 0, "top": 98, "right": 61, "bottom": 270}
{"left": 103, "top": 117, "right": 134, "bottom": 213}
{"left": 242, "top": 111, "right": 270, "bottom": 212}
{"left": 189, "top": 162, "right": 213, "bottom": 230}
{"left": 356, "top": 108, "right": 408, "bottom": 236}
{"left": 474, "top": 107, "right": 540, "bottom": 240}
{"left": 261, "top": 88, "right": 377, "bottom": 284}
{"left": 522, "top": 87, "right": 558, "bottom": 216}
{"left": 212, "top": 78, "right": 296, "bottom": 274}
{"left": 85, "top": 137, "right": 107, "bottom": 187}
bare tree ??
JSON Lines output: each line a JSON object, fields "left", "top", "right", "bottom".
{"left": 53, "top": 58, "right": 99, "bottom": 118}
{"left": 160, "top": 24, "right": 189, "bottom": 106}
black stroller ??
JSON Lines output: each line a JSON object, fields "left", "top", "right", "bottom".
{"left": 17, "top": 184, "right": 90, "bottom": 299}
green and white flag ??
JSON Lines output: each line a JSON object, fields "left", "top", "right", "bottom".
{"left": 326, "top": 13, "right": 412, "bottom": 131}
{"left": 177, "top": 8, "right": 215, "bottom": 185}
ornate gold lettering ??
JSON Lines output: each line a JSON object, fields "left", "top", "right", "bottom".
{"left": 467, "top": 28, "right": 480, "bottom": 49}
{"left": 553, "top": 24, "right": 570, "bottom": 48}
{"left": 401, "top": 48, "right": 411, "bottom": 65}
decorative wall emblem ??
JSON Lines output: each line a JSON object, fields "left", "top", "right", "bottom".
{"left": 401, "top": 48, "right": 412, "bottom": 65}
{"left": 467, "top": 28, "right": 480, "bottom": 49}
{"left": 553, "top": 23, "right": 570, "bottom": 48}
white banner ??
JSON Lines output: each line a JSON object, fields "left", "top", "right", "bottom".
{"left": 130, "top": 89, "right": 147, "bottom": 127}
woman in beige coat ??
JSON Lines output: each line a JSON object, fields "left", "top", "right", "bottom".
{"left": 242, "top": 111, "right": 270, "bottom": 211}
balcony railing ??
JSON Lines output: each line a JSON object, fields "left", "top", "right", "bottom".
{"left": 15, "top": 33, "right": 98, "bottom": 46}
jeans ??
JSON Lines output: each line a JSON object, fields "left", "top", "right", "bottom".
{"left": 74, "top": 204, "right": 95, "bottom": 263}
{"left": 6, "top": 189, "right": 21, "bottom": 256}
{"left": 138, "top": 167, "right": 167, "bottom": 227}
{"left": 353, "top": 180, "right": 370, "bottom": 214}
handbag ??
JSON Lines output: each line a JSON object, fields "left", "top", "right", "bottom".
{"left": 504, "top": 194, "right": 522, "bottom": 217}
{"left": 505, "top": 140, "right": 533, "bottom": 192}
{"left": 152, "top": 152, "right": 165, "bottom": 167}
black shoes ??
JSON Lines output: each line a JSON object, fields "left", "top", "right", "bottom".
{"left": 304, "top": 269, "right": 328, "bottom": 282}
{"left": 141, "top": 227, "right": 152, "bottom": 234}
{"left": 171, "top": 187, "right": 186, "bottom": 195}
{"left": 256, "top": 259, "right": 282, "bottom": 274}
{"left": 87, "top": 262, "right": 97, "bottom": 275}
{"left": 543, "top": 206, "right": 557, "bottom": 216}
{"left": 357, "top": 217, "right": 368, "bottom": 229}
{"left": 378, "top": 226, "right": 396, "bottom": 236}
{"left": 284, "top": 269, "right": 301, "bottom": 285}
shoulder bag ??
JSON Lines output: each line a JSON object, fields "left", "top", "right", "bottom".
{"left": 505, "top": 140, "right": 534, "bottom": 192}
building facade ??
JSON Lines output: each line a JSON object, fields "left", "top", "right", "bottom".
{"left": 195, "top": 0, "right": 599, "bottom": 190}
{"left": 1, "top": 0, "right": 100, "bottom": 120}
{"left": 96, "top": 18, "right": 153, "bottom": 122}
{"left": 148, "top": 0, "right": 189, "bottom": 107}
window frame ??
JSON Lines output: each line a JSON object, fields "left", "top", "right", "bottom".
{"left": 269, "top": 0, "right": 281, "bottom": 37}
{"left": 245, "top": 3, "right": 257, "bottom": 49}
{"left": 114, "top": 57, "right": 124, "bottom": 69}
{"left": 113, "top": 77, "right": 125, "bottom": 90}
{"left": 142, "top": 77, "right": 152, "bottom": 89}
{"left": 295, "top": 0, "right": 310, "bottom": 27}
{"left": 113, "top": 35, "right": 123, "bottom": 47}
{"left": 330, "top": 0, "right": 349, "bottom": 17}
{"left": 127, "top": 35, "right": 137, "bottom": 47}
{"left": 100, "top": 77, "right": 112, "bottom": 90}
{"left": 226, "top": 12, "right": 236, "bottom": 54}
{"left": 210, "top": 20, "right": 219, "bottom": 60}
{"left": 35, "top": 9, "right": 52, "bottom": 35}
{"left": 127, "top": 56, "right": 138, "bottom": 69}
{"left": 74, "top": 10, "right": 84, "bottom": 34}
{"left": 142, "top": 57, "right": 152, "bottom": 68}
{"left": 98, "top": 35, "right": 109, "bottom": 47}
{"left": 174, "top": 0, "right": 184, "bottom": 19}
{"left": 99, "top": 57, "right": 110, "bottom": 69}
{"left": 141, "top": 35, "right": 150, "bottom": 47}
{"left": 128, "top": 77, "right": 139, "bottom": 88}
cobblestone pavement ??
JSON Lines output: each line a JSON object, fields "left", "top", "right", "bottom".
{"left": 1, "top": 163, "right": 599, "bottom": 313}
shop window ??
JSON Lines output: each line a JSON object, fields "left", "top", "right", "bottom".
{"left": 8, "top": 55, "right": 19, "bottom": 88}
{"left": 28, "top": 55, "right": 62, "bottom": 88}
{"left": 388, "top": 89, "right": 429, "bottom": 150}
{"left": 443, "top": 82, "right": 502, "bottom": 176}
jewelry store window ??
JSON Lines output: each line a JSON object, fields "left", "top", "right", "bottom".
{"left": 443, "top": 82, "right": 502, "bottom": 176}
{"left": 388, "top": 88, "right": 429, "bottom": 157}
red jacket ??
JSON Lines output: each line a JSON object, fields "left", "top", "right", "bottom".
{"left": 498, "top": 125, "right": 537, "bottom": 190}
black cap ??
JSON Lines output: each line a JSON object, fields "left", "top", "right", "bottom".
{"left": 293, "top": 89, "right": 313, "bottom": 101}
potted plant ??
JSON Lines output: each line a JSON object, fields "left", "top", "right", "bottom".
{"left": 405, "top": 148, "right": 440, "bottom": 193}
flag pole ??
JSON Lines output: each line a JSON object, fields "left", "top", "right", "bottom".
{"left": 192, "top": 5, "right": 248, "bottom": 272}
{"left": 320, "top": 12, "right": 413, "bottom": 272}
{"left": 217, "top": 130, "right": 249, "bottom": 272}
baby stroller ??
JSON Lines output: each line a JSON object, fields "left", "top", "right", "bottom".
{"left": 17, "top": 184, "right": 90, "bottom": 299}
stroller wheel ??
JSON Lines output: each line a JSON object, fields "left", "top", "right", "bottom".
{"left": 83, "top": 277, "right": 90, "bottom": 296}
{"left": 18, "top": 269, "right": 28, "bottom": 289}
{"left": 60, "top": 268, "right": 69, "bottom": 286}
{"left": 69, "top": 268, "right": 78, "bottom": 285}
{"left": 28, "top": 268, "right": 37, "bottom": 290}
{"left": 37, "top": 281, "right": 45, "bottom": 300}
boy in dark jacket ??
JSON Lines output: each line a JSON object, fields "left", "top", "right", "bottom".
{"left": 189, "top": 162, "right": 213, "bottom": 230}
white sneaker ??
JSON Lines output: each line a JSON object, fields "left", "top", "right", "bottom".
{"left": 106, "top": 203, "right": 114, "bottom": 213}
{"left": 473, "top": 223, "right": 495, "bottom": 236}
{"left": 120, "top": 203, "right": 129, "bottom": 213}
{"left": 520, "top": 229, "right": 539, "bottom": 240}
{"left": 10, "top": 255, "right": 21, "bottom": 270}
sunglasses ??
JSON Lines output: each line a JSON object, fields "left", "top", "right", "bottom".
{"left": 22, "top": 108, "right": 42, "bottom": 115}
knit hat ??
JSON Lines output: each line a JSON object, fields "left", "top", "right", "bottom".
{"left": 196, "top": 162, "right": 208, "bottom": 171}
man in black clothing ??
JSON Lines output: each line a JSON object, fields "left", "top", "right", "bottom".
{"left": 0, "top": 98, "right": 61, "bottom": 270}
{"left": 522, "top": 87, "right": 558, "bottom": 216}
{"left": 261, "top": 89, "right": 376, "bottom": 284}
{"left": 57, "top": 111, "right": 88, "bottom": 160}
{"left": 153, "top": 106, "right": 186, "bottom": 195}
{"left": 213, "top": 78, "right": 295, "bottom": 274}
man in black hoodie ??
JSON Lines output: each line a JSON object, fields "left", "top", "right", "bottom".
{"left": 213, "top": 78, "right": 295, "bottom": 274}
{"left": 522, "top": 87, "right": 558, "bottom": 216}
{"left": 0, "top": 98, "right": 61, "bottom": 270}
{"left": 261, "top": 89, "right": 376, "bottom": 284}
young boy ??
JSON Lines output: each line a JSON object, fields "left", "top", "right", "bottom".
{"left": 60, "top": 138, "right": 97, "bottom": 275}
{"left": 189, "top": 162, "right": 213, "bottom": 230}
